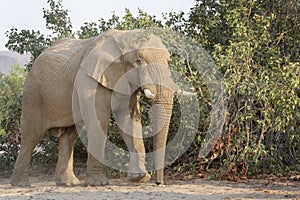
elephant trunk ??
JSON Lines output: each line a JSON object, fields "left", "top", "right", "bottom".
{"left": 151, "top": 85, "right": 174, "bottom": 185}
{"left": 139, "top": 61, "right": 176, "bottom": 184}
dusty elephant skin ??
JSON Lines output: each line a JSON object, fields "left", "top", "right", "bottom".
{"left": 10, "top": 29, "right": 180, "bottom": 187}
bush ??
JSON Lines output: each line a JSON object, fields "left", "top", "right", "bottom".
{"left": 0, "top": 65, "right": 25, "bottom": 173}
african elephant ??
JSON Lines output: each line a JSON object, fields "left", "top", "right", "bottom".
{"left": 10, "top": 29, "right": 193, "bottom": 187}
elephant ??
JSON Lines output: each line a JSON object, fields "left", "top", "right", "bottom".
{"left": 10, "top": 29, "right": 194, "bottom": 187}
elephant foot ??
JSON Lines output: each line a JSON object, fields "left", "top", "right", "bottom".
{"left": 155, "top": 180, "right": 164, "bottom": 185}
{"left": 84, "top": 174, "right": 109, "bottom": 186}
{"left": 127, "top": 172, "right": 151, "bottom": 182}
{"left": 55, "top": 173, "right": 80, "bottom": 187}
{"left": 10, "top": 176, "right": 31, "bottom": 187}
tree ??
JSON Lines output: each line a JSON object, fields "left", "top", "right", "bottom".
{"left": 184, "top": 0, "right": 300, "bottom": 176}
{"left": 5, "top": 0, "right": 73, "bottom": 70}
{"left": 77, "top": 8, "right": 163, "bottom": 38}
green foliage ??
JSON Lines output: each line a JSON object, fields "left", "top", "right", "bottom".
{"left": 186, "top": 0, "right": 300, "bottom": 177}
{"left": 77, "top": 8, "right": 163, "bottom": 38}
{"left": 0, "top": 65, "right": 26, "bottom": 134}
{"left": 43, "top": 0, "right": 73, "bottom": 37}
{"left": 5, "top": 29, "right": 51, "bottom": 69}
{"left": 0, "top": 65, "right": 26, "bottom": 171}
{"left": 77, "top": 22, "right": 100, "bottom": 39}
{"left": 5, "top": 0, "right": 73, "bottom": 70}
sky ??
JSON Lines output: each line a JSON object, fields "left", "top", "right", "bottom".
{"left": 0, "top": 0, "right": 195, "bottom": 51}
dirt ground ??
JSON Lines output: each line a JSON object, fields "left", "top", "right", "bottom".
{"left": 0, "top": 174, "right": 299, "bottom": 200}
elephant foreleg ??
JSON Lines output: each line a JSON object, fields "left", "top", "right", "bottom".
{"left": 54, "top": 126, "right": 80, "bottom": 186}
{"left": 74, "top": 69, "right": 110, "bottom": 186}
{"left": 114, "top": 93, "right": 150, "bottom": 182}
{"left": 119, "top": 127, "right": 150, "bottom": 182}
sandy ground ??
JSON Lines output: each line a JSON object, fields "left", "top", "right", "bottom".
{"left": 0, "top": 174, "right": 299, "bottom": 200}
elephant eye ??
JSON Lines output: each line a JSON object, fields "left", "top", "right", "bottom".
{"left": 136, "top": 58, "right": 142, "bottom": 65}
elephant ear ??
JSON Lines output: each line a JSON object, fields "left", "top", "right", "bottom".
{"left": 80, "top": 30, "right": 131, "bottom": 95}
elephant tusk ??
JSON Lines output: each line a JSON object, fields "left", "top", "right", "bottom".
{"left": 177, "top": 89, "right": 197, "bottom": 97}
{"left": 144, "top": 89, "right": 155, "bottom": 98}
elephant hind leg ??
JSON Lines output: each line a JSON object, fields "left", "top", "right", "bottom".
{"left": 54, "top": 126, "right": 80, "bottom": 186}
{"left": 10, "top": 129, "right": 46, "bottom": 187}
{"left": 11, "top": 86, "right": 48, "bottom": 187}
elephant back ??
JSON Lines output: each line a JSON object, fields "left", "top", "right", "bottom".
{"left": 30, "top": 37, "right": 95, "bottom": 88}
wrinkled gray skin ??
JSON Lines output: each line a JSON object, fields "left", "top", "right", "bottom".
{"left": 10, "top": 29, "right": 177, "bottom": 187}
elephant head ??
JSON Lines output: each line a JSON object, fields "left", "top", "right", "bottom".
{"left": 79, "top": 29, "right": 190, "bottom": 184}
{"left": 80, "top": 29, "right": 177, "bottom": 94}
